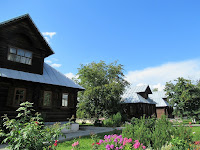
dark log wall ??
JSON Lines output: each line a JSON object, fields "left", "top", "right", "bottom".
{"left": 121, "top": 103, "right": 157, "bottom": 119}
{"left": 0, "top": 78, "right": 78, "bottom": 122}
{"left": 0, "top": 19, "right": 48, "bottom": 74}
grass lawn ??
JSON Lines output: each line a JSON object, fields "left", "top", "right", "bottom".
{"left": 57, "top": 129, "right": 122, "bottom": 150}
{"left": 191, "top": 126, "right": 200, "bottom": 141}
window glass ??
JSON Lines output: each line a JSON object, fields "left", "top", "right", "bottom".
{"left": 10, "top": 47, "right": 17, "bottom": 54}
{"left": 43, "top": 91, "right": 52, "bottom": 107}
{"left": 62, "top": 93, "right": 68, "bottom": 107}
{"left": 25, "top": 51, "right": 32, "bottom": 57}
{"left": 14, "top": 88, "right": 26, "bottom": 106}
{"left": 17, "top": 49, "right": 25, "bottom": 56}
{"left": 8, "top": 47, "right": 32, "bottom": 65}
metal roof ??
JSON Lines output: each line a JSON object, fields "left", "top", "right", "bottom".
{"left": 149, "top": 91, "right": 170, "bottom": 107}
{"left": 0, "top": 63, "right": 85, "bottom": 90}
{"left": 122, "top": 85, "right": 155, "bottom": 104}
{"left": 130, "top": 85, "right": 149, "bottom": 93}
{"left": 122, "top": 92, "right": 150, "bottom": 104}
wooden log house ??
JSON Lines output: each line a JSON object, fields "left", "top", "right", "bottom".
{"left": 0, "top": 14, "right": 84, "bottom": 122}
{"left": 121, "top": 85, "right": 157, "bottom": 119}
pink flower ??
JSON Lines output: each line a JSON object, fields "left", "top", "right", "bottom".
{"left": 99, "top": 139, "right": 104, "bottom": 144}
{"left": 110, "top": 144, "right": 114, "bottom": 149}
{"left": 142, "top": 146, "right": 146, "bottom": 149}
{"left": 119, "top": 146, "right": 123, "bottom": 149}
{"left": 133, "top": 142, "right": 140, "bottom": 149}
{"left": 128, "top": 138, "right": 132, "bottom": 143}
{"left": 106, "top": 144, "right": 110, "bottom": 149}
{"left": 134, "top": 140, "right": 139, "bottom": 143}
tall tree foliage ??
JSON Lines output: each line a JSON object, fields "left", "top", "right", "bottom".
{"left": 76, "top": 61, "right": 129, "bottom": 118}
{"left": 164, "top": 77, "right": 200, "bottom": 119}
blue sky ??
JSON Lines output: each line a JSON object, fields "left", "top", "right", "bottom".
{"left": 1, "top": 1, "right": 200, "bottom": 90}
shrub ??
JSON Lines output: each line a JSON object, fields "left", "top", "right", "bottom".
{"left": 103, "top": 112, "right": 122, "bottom": 127}
{"left": 123, "top": 115, "right": 194, "bottom": 149}
{"left": 0, "top": 101, "right": 65, "bottom": 150}
{"left": 151, "top": 115, "right": 174, "bottom": 149}
{"left": 123, "top": 116, "right": 152, "bottom": 147}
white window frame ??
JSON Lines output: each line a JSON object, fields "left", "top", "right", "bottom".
{"left": 62, "top": 93, "right": 69, "bottom": 107}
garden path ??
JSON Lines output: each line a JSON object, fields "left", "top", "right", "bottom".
{"left": 0, "top": 126, "right": 123, "bottom": 150}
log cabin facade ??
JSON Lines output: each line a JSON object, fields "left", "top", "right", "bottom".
{"left": 121, "top": 85, "right": 157, "bottom": 119}
{"left": 0, "top": 14, "right": 84, "bottom": 122}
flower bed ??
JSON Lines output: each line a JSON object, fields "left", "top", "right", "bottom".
{"left": 71, "top": 134, "right": 146, "bottom": 150}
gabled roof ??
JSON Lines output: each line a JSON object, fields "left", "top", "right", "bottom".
{"left": 0, "top": 14, "right": 54, "bottom": 57}
{"left": 149, "top": 91, "right": 171, "bottom": 107}
{"left": 122, "top": 85, "right": 155, "bottom": 104}
{"left": 0, "top": 63, "right": 84, "bottom": 91}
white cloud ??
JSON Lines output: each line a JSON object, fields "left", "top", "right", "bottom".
{"left": 125, "top": 59, "right": 200, "bottom": 90}
{"left": 51, "top": 63, "right": 62, "bottom": 68}
{"left": 42, "top": 32, "right": 56, "bottom": 43}
{"left": 42, "top": 32, "right": 56, "bottom": 38}
{"left": 65, "top": 72, "right": 76, "bottom": 79}
{"left": 44, "top": 60, "right": 52, "bottom": 64}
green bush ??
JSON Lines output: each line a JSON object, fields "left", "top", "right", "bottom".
{"left": 151, "top": 115, "right": 174, "bottom": 149}
{"left": 123, "top": 116, "right": 152, "bottom": 147}
{"left": 122, "top": 115, "right": 194, "bottom": 150}
{"left": 0, "top": 102, "right": 65, "bottom": 150}
{"left": 103, "top": 112, "right": 122, "bottom": 127}
{"left": 122, "top": 123, "right": 134, "bottom": 139}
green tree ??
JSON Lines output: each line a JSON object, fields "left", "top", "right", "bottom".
{"left": 76, "top": 61, "right": 129, "bottom": 118}
{"left": 164, "top": 77, "right": 200, "bottom": 119}
{"left": 153, "top": 88, "right": 158, "bottom": 92}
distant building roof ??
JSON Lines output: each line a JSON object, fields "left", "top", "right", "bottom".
{"left": 149, "top": 91, "right": 170, "bottom": 107}
{"left": 129, "top": 84, "right": 149, "bottom": 93}
{"left": 122, "top": 85, "right": 155, "bottom": 104}
{"left": 0, "top": 63, "right": 84, "bottom": 90}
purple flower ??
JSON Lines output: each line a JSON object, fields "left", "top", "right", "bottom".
{"left": 114, "top": 138, "right": 118, "bottom": 143}
{"left": 110, "top": 144, "right": 114, "bottom": 149}
{"left": 106, "top": 144, "right": 110, "bottom": 149}
{"left": 99, "top": 139, "right": 104, "bottom": 144}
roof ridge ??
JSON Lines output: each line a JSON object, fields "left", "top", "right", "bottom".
{"left": 0, "top": 14, "right": 55, "bottom": 56}
{"left": 0, "top": 14, "right": 30, "bottom": 26}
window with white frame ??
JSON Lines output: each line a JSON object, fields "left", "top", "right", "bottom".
{"left": 62, "top": 93, "right": 68, "bottom": 107}
{"left": 8, "top": 47, "right": 32, "bottom": 65}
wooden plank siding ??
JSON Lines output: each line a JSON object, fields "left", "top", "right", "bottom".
{"left": 0, "top": 78, "right": 78, "bottom": 122}
{"left": 121, "top": 103, "right": 157, "bottom": 119}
